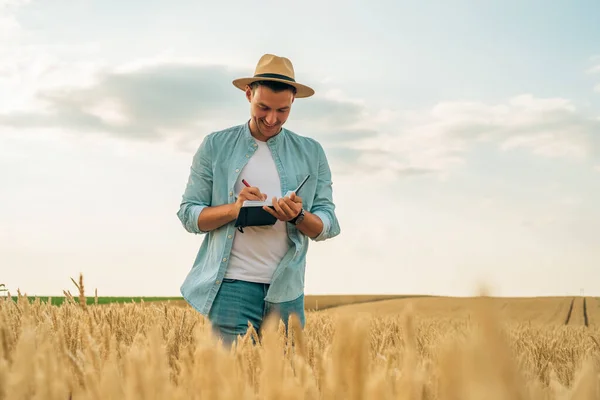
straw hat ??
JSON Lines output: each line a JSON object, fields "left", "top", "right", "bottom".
{"left": 232, "top": 54, "right": 315, "bottom": 98}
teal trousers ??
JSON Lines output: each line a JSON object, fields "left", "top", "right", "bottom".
{"left": 207, "top": 278, "right": 305, "bottom": 346}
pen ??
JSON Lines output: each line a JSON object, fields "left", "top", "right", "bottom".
{"left": 242, "top": 178, "right": 267, "bottom": 201}
{"left": 295, "top": 174, "right": 310, "bottom": 194}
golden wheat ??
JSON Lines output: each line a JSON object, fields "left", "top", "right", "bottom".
{"left": 0, "top": 289, "right": 599, "bottom": 399}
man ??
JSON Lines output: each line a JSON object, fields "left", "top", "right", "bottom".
{"left": 177, "top": 53, "right": 340, "bottom": 346}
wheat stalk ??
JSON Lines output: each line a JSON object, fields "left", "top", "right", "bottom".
{"left": 0, "top": 290, "right": 598, "bottom": 399}
{"left": 70, "top": 273, "right": 86, "bottom": 309}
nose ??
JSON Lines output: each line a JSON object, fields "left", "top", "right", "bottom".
{"left": 265, "top": 111, "right": 277, "bottom": 126}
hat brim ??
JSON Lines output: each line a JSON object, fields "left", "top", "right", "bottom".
{"left": 232, "top": 77, "right": 314, "bottom": 98}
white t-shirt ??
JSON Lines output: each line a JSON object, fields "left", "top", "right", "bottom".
{"left": 224, "top": 140, "right": 291, "bottom": 283}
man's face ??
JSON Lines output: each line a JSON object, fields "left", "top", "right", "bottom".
{"left": 246, "top": 84, "right": 295, "bottom": 140}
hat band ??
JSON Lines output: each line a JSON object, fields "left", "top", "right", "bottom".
{"left": 254, "top": 73, "right": 296, "bottom": 83}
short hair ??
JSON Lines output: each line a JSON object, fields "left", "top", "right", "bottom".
{"left": 250, "top": 80, "right": 297, "bottom": 95}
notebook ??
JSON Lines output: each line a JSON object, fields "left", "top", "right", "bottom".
{"left": 234, "top": 174, "right": 310, "bottom": 232}
{"left": 234, "top": 201, "right": 277, "bottom": 232}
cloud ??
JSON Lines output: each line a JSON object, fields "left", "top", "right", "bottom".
{"left": 0, "top": 0, "right": 107, "bottom": 119}
{"left": 346, "top": 94, "right": 600, "bottom": 177}
{"left": 0, "top": 0, "right": 31, "bottom": 5}
{"left": 0, "top": 59, "right": 379, "bottom": 175}
{"left": 324, "top": 146, "right": 433, "bottom": 178}
{"left": 0, "top": 0, "right": 30, "bottom": 41}
{"left": 587, "top": 60, "right": 600, "bottom": 93}
{"left": 0, "top": 52, "right": 429, "bottom": 179}
{"left": 2, "top": 57, "right": 599, "bottom": 179}
{"left": 0, "top": 62, "right": 251, "bottom": 141}
{"left": 0, "top": 60, "right": 372, "bottom": 141}
{"left": 0, "top": 10, "right": 19, "bottom": 38}
{"left": 292, "top": 95, "right": 367, "bottom": 128}
{"left": 587, "top": 64, "right": 600, "bottom": 75}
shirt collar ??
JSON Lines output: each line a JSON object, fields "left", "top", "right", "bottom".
{"left": 243, "top": 119, "right": 287, "bottom": 147}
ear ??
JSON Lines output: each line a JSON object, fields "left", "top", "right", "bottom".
{"left": 245, "top": 85, "right": 252, "bottom": 102}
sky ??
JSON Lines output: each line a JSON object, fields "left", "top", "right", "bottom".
{"left": 1, "top": 0, "right": 600, "bottom": 298}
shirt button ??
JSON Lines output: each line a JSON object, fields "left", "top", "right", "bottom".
{"left": 229, "top": 191, "right": 233, "bottom": 196}
{"left": 235, "top": 168, "right": 239, "bottom": 172}
{"left": 246, "top": 154, "right": 249, "bottom": 158}
{"left": 222, "top": 257, "right": 227, "bottom": 262}
{"left": 228, "top": 235, "right": 232, "bottom": 239}
{"left": 216, "top": 280, "right": 220, "bottom": 285}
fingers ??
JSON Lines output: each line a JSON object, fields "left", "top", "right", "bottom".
{"left": 239, "top": 186, "right": 266, "bottom": 201}
{"left": 259, "top": 192, "right": 303, "bottom": 222}
{"left": 269, "top": 196, "right": 301, "bottom": 221}
{"left": 278, "top": 198, "right": 296, "bottom": 216}
{"left": 290, "top": 193, "right": 302, "bottom": 204}
{"left": 245, "top": 187, "right": 264, "bottom": 199}
{"left": 283, "top": 194, "right": 302, "bottom": 212}
{"left": 241, "top": 193, "right": 262, "bottom": 201}
{"left": 271, "top": 196, "right": 285, "bottom": 216}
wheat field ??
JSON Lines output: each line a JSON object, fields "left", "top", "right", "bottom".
{"left": 1, "top": 279, "right": 600, "bottom": 399}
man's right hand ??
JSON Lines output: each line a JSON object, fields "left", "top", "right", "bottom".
{"left": 197, "top": 186, "right": 267, "bottom": 232}
{"left": 234, "top": 186, "right": 267, "bottom": 212}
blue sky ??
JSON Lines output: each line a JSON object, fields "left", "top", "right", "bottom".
{"left": 1, "top": 0, "right": 599, "bottom": 297}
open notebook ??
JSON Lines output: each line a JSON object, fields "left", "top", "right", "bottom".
{"left": 234, "top": 174, "right": 310, "bottom": 232}
{"left": 234, "top": 200, "right": 277, "bottom": 232}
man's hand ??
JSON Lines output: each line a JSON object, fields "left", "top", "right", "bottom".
{"left": 263, "top": 192, "right": 303, "bottom": 222}
{"left": 235, "top": 186, "right": 267, "bottom": 212}
{"left": 197, "top": 186, "right": 267, "bottom": 232}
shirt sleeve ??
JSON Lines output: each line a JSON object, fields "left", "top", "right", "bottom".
{"left": 177, "top": 135, "right": 213, "bottom": 234}
{"left": 309, "top": 143, "right": 341, "bottom": 242}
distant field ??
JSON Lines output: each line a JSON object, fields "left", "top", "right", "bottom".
{"left": 4, "top": 294, "right": 429, "bottom": 310}
{"left": 153, "top": 295, "right": 429, "bottom": 310}
{"left": 319, "top": 295, "right": 596, "bottom": 327}
{"left": 5, "top": 296, "right": 184, "bottom": 306}
{"left": 6, "top": 295, "right": 596, "bottom": 328}
{"left": 304, "top": 294, "right": 431, "bottom": 310}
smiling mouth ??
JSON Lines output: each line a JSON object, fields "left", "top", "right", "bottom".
{"left": 261, "top": 120, "right": 278, "bottom": 129}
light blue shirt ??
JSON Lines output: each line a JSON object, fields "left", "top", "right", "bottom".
{"left": 177, "top": 121, "right": 341, "bottom": 316}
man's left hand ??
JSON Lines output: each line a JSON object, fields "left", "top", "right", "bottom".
{"left": 263, "top": 192, "right": 303, "bottom": 222}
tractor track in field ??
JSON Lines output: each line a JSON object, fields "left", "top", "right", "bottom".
{"left": 564, "top": 297, "right": 589, "bottom": 327}
{"left": 565, "top": 298, "right": 574, "bottom": 325}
